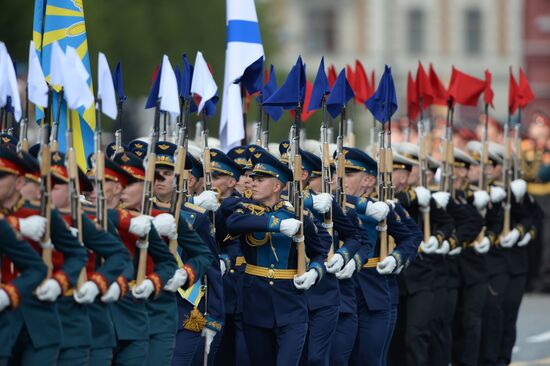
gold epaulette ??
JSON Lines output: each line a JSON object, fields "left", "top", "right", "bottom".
{"left": 242, "top": 203, "right": 266, "bottom": 215}
{"left": 528, "top": 182, "right": 550, "bottom": 196}
{"left": 184, "top": 202, "right": 206, "bottom": 214}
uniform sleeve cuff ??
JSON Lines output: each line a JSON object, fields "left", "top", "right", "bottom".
{"left": 336, "top": 247, "right": 351, "bottom": 265}
{"left": 1, "top": 284, "right": 20, "bottom": 309}
{"left": 516, "top": 224, "right": 525, "bottom": 237}
{"left": 529, "top": 228, "right": 536, "bottom": 240}
{"left": 390, "top": 252, "right": 403, "bottom": 268}
{"left": 7, "top": 216, "right": 20, "bottom": 231}
{"left": 268, "top": 216, "right": 282, "bottom": 232}
{"left": 435, "top": 231, "right": 445, "bottom": 244}
{"left": 448, "top": 235, "right": 458, "bottom": 250}
{"left": 116, "top": 275, "right": 128, "bottom": 298}
{"left": 182, "top": 264, "right": 197, "bottom": 288}
{"left": 52, "top": 271, "right": 70, "bottom": 293}
{"left": 147, "top": 273, "right": 162, "bottom": 297}
{"left": 354, "top": 254, "right": 363, "bottom": 271}
{"left": 117, "top": 209, "right": 132, "bottom": 232}
{"left": 308, "top": 262, "right": 324, "bottom": 282}
{"left": 89, "top": 272, "right": 109, "bottom": 295}
{"left": 205, "top": 315, "right": 223, "bottom": 332}
{"left": 219, "top": 254, "right": 232, "bottom": 270}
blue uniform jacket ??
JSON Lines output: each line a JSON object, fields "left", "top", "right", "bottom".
{"left": 226, "top": 200, "right": 328, "bottom": 328}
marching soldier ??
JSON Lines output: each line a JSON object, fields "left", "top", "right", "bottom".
{"left": 0, "top": 145, "right": 88, "bottom": 366}
{"left": 49, "top": 151, "right": 131, "bottom": 366}
{"left": 151, "top": 141, "right": 223, "bottom": 365}
{"left": 225, "top": 149, "right": 329, "bottom": 365}
{"left": 0, "top": 218, "right": 47, "bottom": 366}
{"left": 112, "top": 150, "right": 213, "bottom": 366}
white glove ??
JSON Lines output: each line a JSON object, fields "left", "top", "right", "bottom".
{"left": 163, "top": 269, "right": 188, "bottom": 292}
{"left": 474, "top": 237, "right": 491, "bottom": 254}
{"left": 490, "top": 186, "right": 506, "bottom": 203}
{"left": 132, "top": 279, "right": 154, "bottom": 299}
{"left": 435, "top": 240, "right": 451, "bottom": 255}
{"left": 194, "top": 190, "right": 220, "bottom": 211}
{"left": 312, "top": 193, "right": 333, "bottom": 214}
{"left": 293, "top": 269, "right": 319, "bottom": 290}
{"left": 511, "top": 179, "right": 527, "bottom": 202}
{"left": 473, "top": 191, "right": 490, "bottom": 211}
{"left": 414, "top": 186, "right": 431, "bottom": 207}
{"left": 448, "top": 246, "right": 462, "bottom": 256}
{"left": 365, "top": 201, "right": 390, "bottom": 222}
{"left": 73, "top": 281, "right": 100, "bottom": 304}
{"left": 0, "top": 289, "right": 10, "bottom": 312}
{"left": 202, "top": 327, "right": 217, "bottom": 355}
{"left": 376, "top": 255, "right": 397, "bottom": 275}
{"left": 19, "top": 215, "right": 47, "bottom": 242}
{"left": 280, "top": 218, "right": 302, "bottom": 238}
{"left": 101, "top": 282, "right": 121, "bottom": 303}
{"left": 501, "top": 228, "right": 520, "bottom": 248}
{"left": 129, "top": 215, "right": 153, "bottom": 237}
{"left": 432, "top": 191, "right": 450, "bottom": 209}
{"left": 517, "top": 232, "right": 532, "bottom": 247}
{"left": 69, "top": 227, "right": 79, "bottom": 238}
{"left": 152, "top": 213, "right": 177, "bottom": 240}
{"left": 219, "top": 259, "right": 227, "bottom": 276}
{"left": 335, "top": 259, "right": 357, "bottom": 280}
{"left": 36, "top": 278, "right": 62, "bottom": 301}
{"left": 325, "top": 253, "right": 345, "bottom": 273}
{"left": 420, "top": 236, "right": 439, "bottom": 254}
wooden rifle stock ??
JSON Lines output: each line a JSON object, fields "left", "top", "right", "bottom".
{"left": 168, "top": 136, "right": 187, "bottom": 257}
{"left": 39, "top": 128, "right": 53, "bottom": 277}
{"left": 293, "top": 153, "right": 306, "bottom": 275}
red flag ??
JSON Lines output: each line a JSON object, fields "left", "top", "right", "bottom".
{"left": 291, "top": 80, "right": 315, "bottom": 122}
{"left": 448, "top": 66, "right": 486, "bottom": 106}
{"left": 354, "top": 60, "right": 371, "bottom": 104}
{"left": 429, "top": 64, "right": 448, "bottom": 106}
{"left": 517, "top": 67, "right": 535, "bottom": 108}
{"left": 328, "top": 65, "right": 337, "bottom": 88}
{"left": 508, "top": 67, "right": 519, "bottom": 114}
{"left": 407, "top": 71, "right": 420, "bottom": 121}
{"left": 484, "top": 70, "right": 494, "bottom": 109}
{"left": 346, "top": 64, "right": 356, "bottom": 94}
{"left": 370, "top": 71, "right": 375, "bottom": 98}
{"left": 264, "top": 68, "right": 270, "bottom": 84}
{"left": 416, "top": 62, "right": 433, "bottom": 108}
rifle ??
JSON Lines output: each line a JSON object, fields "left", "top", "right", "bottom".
{"left": 50, "top": 91, "right": 63, "bottom": 152}
{"left": 502, "top": 113, "right": 513, "bottom": 237}
{"left": 94, "top": 98, "right": 107, "bottom": 231}
{"left": 255, "top": 90, "right": 263, "bottom": 146}
{"left": 320, "top": 94, "right": 334, "bottom": 258}
{"left": 439, "top": 100, "right": 455, "bottom": 198}
{"left": 136, "top": 100, "right": 161, "bottom": 285}
{"left": 417, "top": 119, "right": 431, "bottom": 244}
{"left": 377, "top": 122, "right": 394, "bottom": 260}
{"left": 335, "top": 105, "right": 346, "bottom": 217}
{"left": 513, "top": 108, "right": 523, "bottom": 180}
{"left": 480, "top": 106, "right": 491, "bottom": 192}
{"left": 289, "top": 103, "right": 306, "bottom": 276}
{"left": 66, "top": 110, "right": 87, "bottom": 288}
{"left": 17, "top": 85, "right": 30, "bottom": 152}
{"left": 39, "top": 92, "right": 53, "bottom": 277}
{"left": 168, "top": 98, "right": 190, "bottom": 256}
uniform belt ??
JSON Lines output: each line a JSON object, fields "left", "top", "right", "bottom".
{"left": 235, "top": 256, "right": 246, "bottom": 267}
{"left": 245, "top": 264, "right": 297, "bottom": 279}
{"left": 362, "top": 257, "right": 380, "bottom": 268}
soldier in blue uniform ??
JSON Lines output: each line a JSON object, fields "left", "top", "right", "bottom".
{"left": 113, "top": 150, "right": 212, "bottom": 366}
{"left": 0, "top": 217, "right": 47, "bottom": 366}
{"left": 48, "top": 151, "right": 131, "bottom": 366}
{"left": 279, "top": 141, "right": 363, "bottom": 366}
{"left": 333, "top": 147, "right": 419, "bottom": 366}
{"left": 0, "top": 146, "right": 88, "bottom": 366}
{"left": 150, "top": 142, "right": 223, "bottom": 366}
{"left": 225, "top": 149, "right": 329, "bottom": 366}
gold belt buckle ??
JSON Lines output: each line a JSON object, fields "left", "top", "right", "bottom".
{"left": 267, "top": 269, "right": 275, "bottom": 279}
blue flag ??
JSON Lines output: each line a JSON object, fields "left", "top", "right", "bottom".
{"left": 178, "top": 54, "right": 197, "bottom": 113}
{"left": 113, "top": 62, "right": 126, "bottom": 103}
{"left": 326, "top": 69, "right": 354, "bottom": 118}
{"left": 233, "top": 56, "right": 264, "bottom": 94}
{"left": 260, "top": 65, "right": 283, "bottom": 122}
{"left": 365, "top": 65, "right": 397, "bottom": 123}
{"left": 263, "top": 56, "right": 306, "bottom": 110}
{"left": 308, "top": 57, "right": 330, "bottom": 112}
{"left": 145, "top": 63, "right": 162, "bottom": 109}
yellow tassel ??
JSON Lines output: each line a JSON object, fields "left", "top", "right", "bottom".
{"left": 182, "top": 307, "right": 206, "bottom": 333}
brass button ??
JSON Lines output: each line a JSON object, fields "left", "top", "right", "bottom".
{"left": 267, "top": 269, "right": 275, "bottom": 278}
{"left": 230, "top": 269, "right": 235, "bottom": 274}
{"left": 269, "top": 281, "right": 274, "bottom": 286}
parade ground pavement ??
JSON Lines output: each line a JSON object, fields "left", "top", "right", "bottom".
{"left": 511, "top": 294, "right": 550, "bottom": 365}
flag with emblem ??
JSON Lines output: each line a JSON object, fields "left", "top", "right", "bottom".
{"left": 33, "top": 0, "right": 96, "bottom": 170}
{"left": 220, "top": 0, "right": 265, "bottom": 152}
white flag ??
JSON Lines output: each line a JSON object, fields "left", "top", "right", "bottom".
{"left": 49, "top": 41, "right": 66, "bottom": 90}
{"left": 219, "top": 0, "right": 264, "bottom": 151}
{"left": 0, "top": 42, "right": 22, "bottom": 122}
{"left": 64, "top": 46, "right": 94, "bottom": 110}
{"left": 97, "top": 52, "right": 117, "bottom": 120}
{"left": 191, "top": 51, "right": 217, "bottom": 114}
{"left": 27, "top": 41, "right": 49, "bottom": 108}
{"left": 158, "top": 55, "right": 180, "bottom": 118}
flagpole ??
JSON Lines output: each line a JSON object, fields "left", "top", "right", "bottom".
{"left": 240, "top": 84, "right": 247, "bottom": 145}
